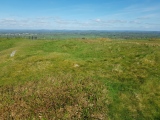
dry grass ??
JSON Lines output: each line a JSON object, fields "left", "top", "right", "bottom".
{"left": 0, "top": 75, "right": 109, "bottom": 120}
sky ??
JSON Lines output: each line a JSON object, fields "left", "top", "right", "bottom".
{"left": 0, "top": 0, "right": 160, "bottom": 30}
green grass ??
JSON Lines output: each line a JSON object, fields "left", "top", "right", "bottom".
{"left": 0, "top": 38, "right": 160, "bottom": 119}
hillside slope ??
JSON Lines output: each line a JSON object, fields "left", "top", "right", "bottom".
{"left": 0, "top": 38, "right": 160, "bottom": 119}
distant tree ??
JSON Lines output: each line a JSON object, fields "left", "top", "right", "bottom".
{"left": 34, "top": 36, "right": 37, "bottom": 39}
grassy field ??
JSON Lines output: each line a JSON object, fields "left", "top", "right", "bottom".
{"left": 0, "top": 37, "right": 160, "bottom": 119}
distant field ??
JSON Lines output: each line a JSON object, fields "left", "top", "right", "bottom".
{"left": 0, "top": 37, "right": 160, "bottom": 119}
{"left": 1, "top": 30, "right": 160, "bottom": 40}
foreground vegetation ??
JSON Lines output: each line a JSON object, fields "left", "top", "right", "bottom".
{"left": 0, "top": 37, "right": 160, "bottom": 119}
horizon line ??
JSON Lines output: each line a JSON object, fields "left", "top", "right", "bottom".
{"left": 0, "top": 29, "right": 160, "bottom": 32}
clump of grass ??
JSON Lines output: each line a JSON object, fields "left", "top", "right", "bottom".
{"left": 0, "top": 75, "right": 109, "bottom": 119}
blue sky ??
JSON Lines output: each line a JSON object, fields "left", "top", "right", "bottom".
{"left": 0, "top": 0, "right": 160, "bottom": 30}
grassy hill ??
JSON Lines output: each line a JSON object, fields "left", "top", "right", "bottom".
{"left": 0, "top": 38, "right": 160, "bottom": 119}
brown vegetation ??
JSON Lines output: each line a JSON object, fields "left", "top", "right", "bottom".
{"left": 0, "top": 75, "right": 109, "bottom": 120}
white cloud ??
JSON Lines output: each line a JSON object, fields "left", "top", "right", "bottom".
{"left": 0, "top": 17, "right": 51, "bottom": 29}
{"left": 53, "top": 18, "right": 70, "bottom": 25}
{"left": 123, "top": 4, "right": 160, "bottom": 13}
{"left": 0, "top": 15, "right": 160, "bottom": 30}
{"left": 95, "top": 19, "right": 101, "bottom": 22}
{"left": 129, "top": 20, "right": 141, "bottom": 24}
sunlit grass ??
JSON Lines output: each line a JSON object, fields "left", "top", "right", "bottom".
{"left": 0, "top": 38, "right": 160, "bottom": 119}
